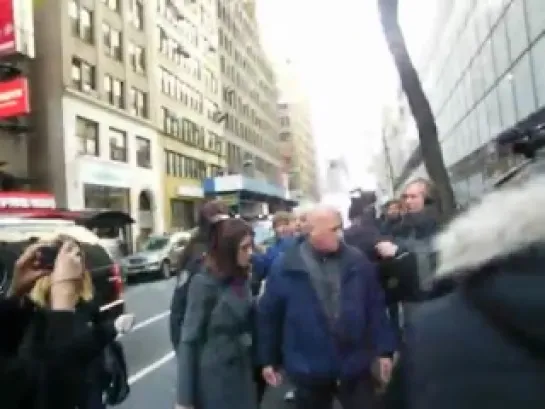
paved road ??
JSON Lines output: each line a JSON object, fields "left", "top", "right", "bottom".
{"left": 117, "top": 277, "right": 294, "bottom": 409}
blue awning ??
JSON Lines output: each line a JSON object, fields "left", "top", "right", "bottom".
{"left": 203, "top": 175, "right": 288, "bottom": 200}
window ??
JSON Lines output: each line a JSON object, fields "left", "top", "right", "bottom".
{"left": 208, "top": 165, "right": 222, "bottom": 177}
{"left": 102, "top": 23, "right": 122, "bottom": 61}
{"left": 531, "top": 35, "right": 545, "bottom": 107}
{"left": 76, "top": 116, "right": 99, "bottom": 156}
{"left": 101, "top": 0, "right": 120, "bottom": 12}
{"left": 104, "top": 75, "right": 125, "bottom": 108}
{"left": 161, "top": 106, "right": 180, "bottom": 137}
{"left": 136, "top": 136, "right": 151, "bottom": 168}
{"left": 71, "top": 57, "right": 96, "bottom": 92}
{"left": 129, "top": 87, "right": 148, "bottom": 118}
{"left": 505, "top": 0, "right": 529, "bottom": 62}
{"left": 130, "top": 0, "right": 144, "bottom": 30}
{"left": 526, "top": 0, "right": 545, "bottom": 42}
{"left": 279, "top": 132, "right": 291, "bottom": 141}
{"left": 497, "top": 75, "right": 517, "bottom": 129}
{"left": 512, "top": 53, "right": 536, "bottom": 120}
{"left": 485, "top": 88, "right": 502, "bottom": 139}
{"left": 128, "top": 42, "right": 146, "bottom": 73}
{"left": 109, "top": 128, "right": 127, "bottom": 162}
{"left": 69, "top": 3, "right": 94, "bottom": 43}
{"left": 164, "top": 150, "right": 206, "bottom": 179}
{"left": 492, "top": 20, "right": 510, "bottom": 78}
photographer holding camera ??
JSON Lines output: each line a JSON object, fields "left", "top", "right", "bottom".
{"left": 1, "top": 238, "right": 134, "bottom": 409}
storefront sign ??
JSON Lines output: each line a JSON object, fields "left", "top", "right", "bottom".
{"left": 177, "top": 185, "right": 204, "bottom": 198}
{"left": 0, "top": 192, "right": 56, "bottom": 209}
{"left": 79, "top": 159, "right": 132, "bottom": 188}
{"left": 0, "top": 77, "right": 30, "bottom": 119}
{"left": 0, "top": 0, "right": 15, "bottom": 55}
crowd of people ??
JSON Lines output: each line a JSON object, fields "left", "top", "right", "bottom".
{"left": 172, "top": 175, "right": 545, "bottom": 409}
{"left": 2, "top": 173, "right": 545, "bottom": 409}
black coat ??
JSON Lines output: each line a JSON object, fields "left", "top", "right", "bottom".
{"left": 0, "top": 297, "right": 117, "bottom": 409}
{"left": 385, "top": 179, "right": 545, "bottom": 409}
{"left": 344, "top": 214, "right": 384, "bottom": 261}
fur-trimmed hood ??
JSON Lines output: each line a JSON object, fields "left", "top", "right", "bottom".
{"left": 435, "top": 176, "right": 545, "bottom": 277}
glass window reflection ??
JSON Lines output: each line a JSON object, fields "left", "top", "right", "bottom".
{"left": 505, "top": 0, "right": 529, "bottom": 61}
{"left": 512, "top": 53, "right": 536, "bottom": 120}
{"left": 525, "top": 0, "right": 545, "bottom": 42}
{"left": 492, "top": 19, "right": 510, "bottom": 77}
{"left": 530, "top": 35, "right": 545, "bottom": 106}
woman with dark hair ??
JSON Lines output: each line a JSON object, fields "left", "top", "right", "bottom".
{"left": 176, "top": 218, "right": 257, "bottom": 409}
{"left": 169, "top": 200, "right": 229, "bottom": 349}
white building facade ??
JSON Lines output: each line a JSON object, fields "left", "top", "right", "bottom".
{"left": 61, "top": 94, "right": 164, "bottom": 243}
{"left": 396, "top": 0, "right": 545, "bottom": 205}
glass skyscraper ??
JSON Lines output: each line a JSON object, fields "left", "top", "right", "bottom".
{"left": 398, "top": 0, "right": 545, "bottom": 205}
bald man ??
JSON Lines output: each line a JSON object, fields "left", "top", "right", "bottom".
{"left": 258, "top": 206, "right": 396, "bottom": 409}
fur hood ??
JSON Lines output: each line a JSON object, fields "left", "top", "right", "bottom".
{"left": 435, "top": 175, "right": 545, "bottom": 277}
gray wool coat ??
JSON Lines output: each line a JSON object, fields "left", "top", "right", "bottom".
{"left": 176, "top": 270, "right": 257, "bottom": 409}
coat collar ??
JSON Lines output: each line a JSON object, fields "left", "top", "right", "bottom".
{"left": 435, "top": 175, "right": 545, "bottom": 277}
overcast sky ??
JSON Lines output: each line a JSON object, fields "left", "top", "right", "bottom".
{"left": 256, "top": 0, "right": 437, "bottom": 190}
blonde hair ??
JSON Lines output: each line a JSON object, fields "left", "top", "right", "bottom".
{"left": 29, "top": 270, "right": 94, "bottom": 307}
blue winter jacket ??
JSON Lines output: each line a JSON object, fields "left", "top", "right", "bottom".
{"left": 258, "top": 239, "right": 396, "bottom": 382}
{"left": 252, "top": 236, "right": 296, "bottom": 281}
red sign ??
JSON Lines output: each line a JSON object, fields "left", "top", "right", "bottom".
{"left": 0, "top": 0, "right": 15, "bottom": 55}
{"left": 0, "top": 192, "right": 56, "bottom": 209}
{"left": 0, "top": 77, "right": 30, "bottom": 119}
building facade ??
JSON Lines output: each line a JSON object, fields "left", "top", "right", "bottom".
{"left": 396, "top": 0, "right": 545, "bottom": 206}
{"left": 29, "top": 0, "right": 164, "bottom": 247}
{"left": 155, "top": 0, "right": 225, "bottom": 230}
{"left": 215, "top": 0, "right": 282, "bottom": 182}
{"left": 0, "top": 0, "right": 35, "bottom": 191}
{"left": 13, "top": 0, "right": 288, "bottom": 239}
{"left": 278, "top": 101, "right": 319, "bottom": 201}
{"left": 274, "top": 59, "right": 319, "bottom": 201}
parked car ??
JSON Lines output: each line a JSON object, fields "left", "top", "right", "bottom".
{"left": 0, "top": 217, "right": 125, "bottom": 320}
{"left": 121, "top": 231, "right": 191, "bottom": 280}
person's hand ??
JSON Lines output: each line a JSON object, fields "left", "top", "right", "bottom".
{"left": 50, "top": 240, "right": 85, "bottom": 310}
{"left": 262, "top": 366, "right": 282, "bottom": 387}
{"left": 51, "top": 240, "right": 84, "bottom": 283}
{"left": 9, "top": 242, "right": 49, "bottom": 297}
{"left": 114, "top": 314, "right": 135, "bottom": 334}
{"left": 375, "top": 241, "right": 398, "bottom": 258}
{"left": 377, "top": 357, "right": 393, "bottom": 384}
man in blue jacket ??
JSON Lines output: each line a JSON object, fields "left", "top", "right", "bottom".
{"left": 251, "top": 211, "right": 297, "bottom": 294}
{"left": 258, "top": 206, "right": 396, "bottom": 409}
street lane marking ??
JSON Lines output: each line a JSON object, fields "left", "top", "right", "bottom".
{"left": 131, "top": 310, "right": 170, "bottom": 332}
{"left": 128, "top": 351, "right": 175, "bottom": 385}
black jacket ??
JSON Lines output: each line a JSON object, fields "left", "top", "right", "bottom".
{"left": 344, "top": 214, "right": 383, "bottom": 261}
{"left": 386, "top": 178, "right": 545, "bottom": 409}
{"left": 0, "top": 297, "right": 117, "bottom": 409}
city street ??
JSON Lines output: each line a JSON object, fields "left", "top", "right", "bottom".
{"left": 117, "top": 277, "right": 293, "bottom": 409}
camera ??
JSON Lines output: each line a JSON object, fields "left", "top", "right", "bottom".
{"left": 36, "top": 243, "right": 62, "bottom": 270}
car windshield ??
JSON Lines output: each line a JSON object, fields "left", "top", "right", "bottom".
{"left": 143, "top": 237, "right": 169, "bottom": 251}
{"left": 252, "top": 220, "right": 274, "bottom": 245}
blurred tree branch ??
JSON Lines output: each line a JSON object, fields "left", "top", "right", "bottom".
{"left": 378, "top": 0, "right": 456, "bottom": 221}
